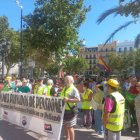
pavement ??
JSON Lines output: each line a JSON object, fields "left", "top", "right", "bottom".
{"left": 61, "top": 112, "right": 139, "bottom": 140}
{"left": 0, "top": 112, "right": 139, "bottom": 140}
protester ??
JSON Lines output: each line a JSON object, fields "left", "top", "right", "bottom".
{"left": 93, "top": 84, "right": 104, "bottom": 135}
{"left": 134, "top": 82, "right": 140, "bottom": 140}
{"left": 60, "top": 75, "right": 80, "bottom": 140}
{"left": 128, "top": 76, "right": 138, "bottom": 95}
{"left": 81, "top": 82, "right": 93, "bottom": 129}
{"left": 15, "top": 79, "right": 22, "bottom": 92}
{"left": 26, "top": 79, "right": 32, "bottom": 91}
{"left": 46, "top": 79, "right": 57, "bottom": 96}
{"left": 122, "top": 78, "right": 131, "bottom": 92}
{"left": 2, "top": 76, "right": 14, "bottom": 92}
{"left": 16, "top": 79, "right": 30, "bottom": 93}
{"left": 103, "top": 79, "right": 125, "bottom": 140}
{"left": 128, "top": 76, "right": 138, "bottom": 124}
{"left": 34, "top": 77, "right": 47, "bottom": 95}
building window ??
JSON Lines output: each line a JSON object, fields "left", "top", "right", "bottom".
{"left": 111, "top": 48, "right": 114, "bottom": 51}
{"left": 100, "top": 49, "right": 103, "bottom": 52}
{"left": 106, "top": 48, "right": 108, "bottom": 52}
{"left": 89, "top": 65, "right": 92, "bottom": 69}
{"left": 130, "top": 47, "right": 133, "bottom": 51}
{"left": 89, "top": 60, "right": 92, "bottom": 64}
{"left": 124, "top": 47, "right": 127, "bottom": 52}
{"left": 90, "top": 55, "right": 92, "bottom": 58}
{"left": 119, "top": 48, "right": 122, "bottom": 52}
{"left": 86, "top": 55, "right": 88, "bottom": 59}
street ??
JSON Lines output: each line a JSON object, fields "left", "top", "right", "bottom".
{"left": 0, "top": 118, "right": 138, "bottom": 140}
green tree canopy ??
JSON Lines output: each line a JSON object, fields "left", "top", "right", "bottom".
{"left": 0, "top": 16, "right": 20, "bottom": 76}
{"left": 24, "top": 0, "right": 91, "bottom": 56}
{"left": 107, "top": 51, "right": 140, "bottom": 76}
{"left": 63, "top": 56, "right": 88, "bottom": 74}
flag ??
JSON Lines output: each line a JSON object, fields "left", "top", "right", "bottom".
{"left": 97, "top": 56, "right": 111, "bottom": 73}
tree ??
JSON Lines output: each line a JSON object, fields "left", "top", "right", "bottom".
{"left": 0, "top": 16, "right": 9, "bottom": 39}
{"left": 97, "top": 0, "right": 140, "bottom": 45}
{"left": 63, "top": 56, "right": 88, "bottom": 74}
{"left": 108, "top": 52, "right": 137, "bottom": 76}
{"left": 45, "top": 62, "right": 59, "bottom": 76}
{"left": 5, "top": 30, "right": 20, "bottom": 76}
{"left": 0, "top": 16, "right": 20, "bottom": 76}
{"left": 24, "top": 0, "right": 91, "bottom": 57}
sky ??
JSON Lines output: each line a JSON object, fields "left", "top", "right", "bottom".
{"left": 0, "top": 0, "right": 140, "bottom": 47}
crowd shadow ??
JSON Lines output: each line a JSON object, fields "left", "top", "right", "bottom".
{"left": 0, "top": 120, "right": 38, "bottom": 140}
{"left": 122, "top": 125, "right": 139, "bottom": 137}
{"left": 60, "top": 127, "right": 103, "bottom": 140}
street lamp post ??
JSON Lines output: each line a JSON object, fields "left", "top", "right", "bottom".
{"left": 16, "top": 0, "right": 23, "bottom": 79}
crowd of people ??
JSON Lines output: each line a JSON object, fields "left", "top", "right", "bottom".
{"left": 0, "top": 74, "right": 140, "bottom": 140}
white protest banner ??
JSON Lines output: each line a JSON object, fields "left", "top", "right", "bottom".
{"left": 0, "top": 92, "right": 65, "bottom": 140}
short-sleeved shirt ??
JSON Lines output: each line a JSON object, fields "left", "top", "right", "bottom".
{"left": 17, "top": 86, "right": 30, "bottom": 93}
{"left": 104, "top": 96, "right": 115, "bottom": 113}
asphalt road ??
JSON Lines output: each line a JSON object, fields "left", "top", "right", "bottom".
{"left": 0, "top": 119, "right": 138, "bottom": 140}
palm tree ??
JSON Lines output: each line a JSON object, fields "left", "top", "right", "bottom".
{"left": 97, "top": 0, "right": 140, "bottom": 46}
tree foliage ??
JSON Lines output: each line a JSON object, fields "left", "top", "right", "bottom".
{"left": 24, "top": 0, "right": 91, "bottom": 56}
{"left": 45, "top": 62, "right": 59, "bottom": 76}
{"left": 108, "top": 50, "right": 140, "bottom": 76}
{"left": 5, "top": 29, "right": 20, "bottom": 75}
{"left": 63, "top": 56, "right": 88, "bottom": 74}
{"left": 0, "top": 16, "right": 20, "bottom": 75}
{"left": 0, "top": 16, "right": 9, "bottom": 38}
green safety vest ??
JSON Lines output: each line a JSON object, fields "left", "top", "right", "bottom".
{"left": 46, "top": 85, "right": 51, "bottom": 96}
{"left": 60, "top": 85, "right": 76, "bottom": 110}
{"left": 82, "top": 88, "right": 93, "bottom": 110}
{"left": 34, "top": 85, "right": 46, "bottom": 95}
{"left": 106, "top": 91, "right": 125, "bottom": 131}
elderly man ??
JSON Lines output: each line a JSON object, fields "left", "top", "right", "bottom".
{"left": 61, "top": 75, "right": 80, "bottom": 140}
{"left": 103, "top": 79, "right": 125, "bottom": 140}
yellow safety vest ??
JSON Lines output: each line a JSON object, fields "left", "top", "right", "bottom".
{"left": 82, "top": 88, "right": 93, "bottom": 110}
{"left": 46, "top": 85, "right": 51, "bottom": 96}
{"left": 60, "top": 85, "right": 76, "bottom": 110}
{"left": 34, "top": 85, "right": 46, "bottom": 95}
{"left": 106, "top": 91, "right": 125, "bottom": 131}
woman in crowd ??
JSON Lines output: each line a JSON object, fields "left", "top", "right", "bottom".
{"left": 60, "top": 75, "right": 80, "bottom": 140}
{"left": 135, "top": 82, "right": 140, "bottom": 140}
{"left": 81, "top": 82, "right": 93, "bottom": 129}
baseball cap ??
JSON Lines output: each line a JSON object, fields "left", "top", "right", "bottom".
{"left": 107, "top": 79, "right": 119, "bottom": 88}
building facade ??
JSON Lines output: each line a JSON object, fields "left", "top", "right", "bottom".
{"left": 116, "top": 40, "right": 134, "bottom": 53}
{"left": 79, "top": 41, "right": 117, "bottom": 75}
